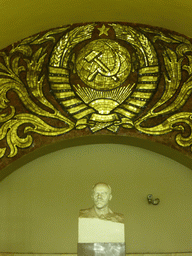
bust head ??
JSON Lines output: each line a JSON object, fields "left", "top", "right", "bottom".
{"left": 91, "top": 182, "right": 112, "bottom": 210}
{"left": 79, "top": 182, "right": 124, "bottom": 223}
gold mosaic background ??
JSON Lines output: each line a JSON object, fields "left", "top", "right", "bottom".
{"left": 0, "top": 22, "right": 192, "bottom": 176}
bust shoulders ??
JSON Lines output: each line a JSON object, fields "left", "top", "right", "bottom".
{"left": 79, "top": 207, "right": 97, "bottom": 218}
{"left": 111, "top": 212, "right": 124, "bottom": 223}
{"left": 79, "top": 207, "right": 124, "bottom": 223}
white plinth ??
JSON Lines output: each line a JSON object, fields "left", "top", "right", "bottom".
{"left": 78, "top": 218, "right": 125, "bottom": 243}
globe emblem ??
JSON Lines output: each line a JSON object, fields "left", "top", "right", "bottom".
{"left": 75, "top": 39, "right": 131, "bottom": 90}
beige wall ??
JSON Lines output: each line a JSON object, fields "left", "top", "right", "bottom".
{"left": 0, "top": 144, "right": 192, "bottom": 253}
{"left": 1, "top": 0, "right": 192, "bottom": 51}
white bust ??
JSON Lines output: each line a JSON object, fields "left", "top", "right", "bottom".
{"left": 79, "top": 182, "right": 124, "bottom": 223}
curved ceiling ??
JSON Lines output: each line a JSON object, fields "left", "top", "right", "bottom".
{"left": 1, "top": 0, "right": 192, "bottom": 50}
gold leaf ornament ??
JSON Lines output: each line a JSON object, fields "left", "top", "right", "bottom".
{"left": 134, "top": 33, "right": 192, "bottom": 150}
{"left": 135, "top": 112, "right": 192, "bottom": 150}
{"left": 1, "top": 23, "right": 192, "bottom": 158}
{"left": 0, "top": 116, "right": 33, "bottom": 158}
{"left": 0, "top": 28, "right": 76, "bottom": 158}
{"left": 0, "top": 112, "right": 74, "bottom": 158}
{"left": 10, "top": 26, "right": 69, "bottom": 56}
{"left": 49, "top": 24, "right": 160, "bottom": 132}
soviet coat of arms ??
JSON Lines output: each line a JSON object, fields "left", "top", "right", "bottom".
{"left": 0, "top": 22, "right": 192, "bottom": 159}
{"left": 49, "top": 24, "right": 159, "bottom": 132}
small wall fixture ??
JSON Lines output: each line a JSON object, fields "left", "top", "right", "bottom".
{"left": 147, "top": 194, "right": 160, "bottom": 205}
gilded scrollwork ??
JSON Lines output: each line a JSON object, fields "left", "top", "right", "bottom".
{"left": 134, "top": 30, "right": 192, "bottom": 150}
{"left": 0, "top": 26, "right": 75, "bottom": 158}
{"left": 0, "top": 22, "right": 192, "bottom": 159}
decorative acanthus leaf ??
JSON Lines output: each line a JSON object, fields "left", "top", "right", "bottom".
{"left": 134, "top": 45, "right": 192, "bottom": 145}
{"left": 0, "top": 71, "right": 12, "bottom": 77}
{"left": 161, "top": 48, "right": 182, "bottom": 101}
{"left": 0, "top": 78, "right": 74, "bottom": 126}
{"left": 0, "top": 80, "right": 17, "bottom": 109}
{"left": 31, "top": 26, "right": 70, "bottom": 44}
{"left": 170, "top": 34, "right": 191, "bottom": 45}
{"left": 143, "top": 28, "right": 191, "bottom": 47}
{"left": 176, "top": 43, "right": 192, "bottom": 57}
{"left": 135, "top": 112, "right": 192, "bottom": 143}
{"left": 10, "top": 45, "right": 33, "bottom": 56}
{"left": 16, "top": 34, "right": 39, "bottom": 45}
{"left": 0, "top": 54, "right": 26, "bottom": 109}
{"left": 23, "top": 113, "right": 74, "bottom": 135}
{"left": 11, "top": 57, "right": 19, "bottom": 74}
{"left": 0, "top": 47, "right": 74, "bottom": 128}
{"left": 0, "top": 113, "right": 74, "bottom": 158}
{"left": 183, "top": 55, "right": 192, "bottom": 75}
{"left": 146, "top": 47, "right": 183, "bottom": 116}
{"left": 0, "top": 62, "right": 9, "bottom": 72}
{"left": 139, "top": 27, "right": 161, "bottom": 35}
{"left": 139, "top": 27, "right": 182, "bottom": 44}
{"left": 0, "top": 106, "right": 15, "bottom": 123}
{"left": 9, "top": 27, "right": 69, "bottom": 56}
{"left": 0, "top": 52, "right": 10, "bottom": 70}
{"left": 26, "top": 48, "right": 46, "bottom": 91}
{"left": 153, "top": 34, "right": 181, "bottom": 44}
{"left": 175, "top": 116, "right": 192, "bottom": 149}
{"left": 10, "top": 35, "right": 39, "bottom": 55}
{"left": 0, "top": 117, "right": 32, "bottom": 157}
{"left": 11, "top": 57, "right": 25, "bottom": 75}
{"left": 0, "top": 52, "right": 24, "bottom": 84}
{"left": 26, "top": 47, "right": 57, "bottom": 110}
{"left": 0, "top": 148, "right": 6, "bottom": 158}
{"left": 155, "top": 75, "right": 192, "bottom": 115}
{"left": 151, "top": 43, "right": 192, "bottom": 116}
{"left": 135, "top": 111, "right": 192, "bottom": 150}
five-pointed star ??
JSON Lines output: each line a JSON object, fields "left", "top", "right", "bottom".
{"left": 98, "top": 25, "right": 110, "bottom": 36}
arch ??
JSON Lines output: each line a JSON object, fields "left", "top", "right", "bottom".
{"left": 0, "top": 22, "right": 192, "bottom": 180}
{"left": 1, "top": 135, "right": 192, "bottom": 182}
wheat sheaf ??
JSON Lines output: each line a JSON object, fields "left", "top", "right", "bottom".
{"left": 49, "top": 24, "right": 95, "bottom": 67}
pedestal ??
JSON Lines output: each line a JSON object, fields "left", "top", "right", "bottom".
{"left": 78, "top": 243, "right": 125, "bottom": 256}
{"left": 78, "top": 218, "right": 125, "bottom": 256}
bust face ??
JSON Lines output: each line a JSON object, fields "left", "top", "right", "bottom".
{"left": 92, "top": 183, "right": 112, "bottom": 209}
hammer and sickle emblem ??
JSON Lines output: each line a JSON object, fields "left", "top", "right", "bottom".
{"left": 85, "top": 49, "right": 120, "bottom": 82}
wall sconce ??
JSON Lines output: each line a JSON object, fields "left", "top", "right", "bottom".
{"left": 147, "top": 194, "right": 160, "bottom": 205}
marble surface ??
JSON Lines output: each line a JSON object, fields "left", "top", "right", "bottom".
{"left": 1, "top": 253, "right": 192, "bottom": 256}
{"left": 78, "top": 218, "right": 125, "bottom": 243}
{"left": 78, "top": 243, "right": 126, "bottom": 256}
